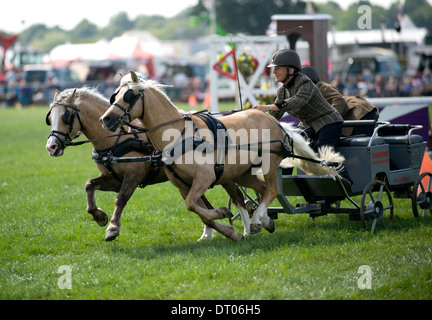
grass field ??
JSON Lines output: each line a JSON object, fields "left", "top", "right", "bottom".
{"left": 0, "top": 104, "right": 431, "bottom": 302}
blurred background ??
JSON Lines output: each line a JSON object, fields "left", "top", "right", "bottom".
{"left": 1, "top": 0, "right": 432, "bottom": 108}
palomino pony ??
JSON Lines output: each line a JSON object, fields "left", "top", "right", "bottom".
{"left": 46, "top": 87, "right": 249, "bottom": 241}
{"left": 100, "top": 71, "right": 344, "bottom": 241}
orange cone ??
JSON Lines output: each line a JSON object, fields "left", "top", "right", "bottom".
{"left": 420, "top": 150, "right": 432, "bottom": 188}
{"left": 203, "top": 93, "right": 211, "bottom": 108}
{"left": 188, "top": 94, "right": 197, "bottom": 108}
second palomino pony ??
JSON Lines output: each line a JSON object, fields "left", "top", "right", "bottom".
{"left": 100, "top": 71, "right": 344, "bottom": 241}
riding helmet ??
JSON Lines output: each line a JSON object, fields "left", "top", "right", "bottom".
{"left": 301, "top": 65, "right": 320, "bottom": 83}
{"left": 267, "top": 49, "right": 302, "bottom": 71}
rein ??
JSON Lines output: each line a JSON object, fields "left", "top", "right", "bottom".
{"left": 120, "top": 108, "right": 210, "bottom": 133}
{"left": 111, "top": 86, "right": 340, "bottom": 171}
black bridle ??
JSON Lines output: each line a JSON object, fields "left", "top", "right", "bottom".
{"left": 46, "top": 102, "right": 84, "bottom": 149}
{"left": 109, "top": 88, "right": 145, "bottom": 125}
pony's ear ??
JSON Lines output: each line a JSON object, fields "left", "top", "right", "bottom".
{"left": 66, "top": 89, "right": 76, "bottom": 103}
{"left": 130, "top": 70, "right": 139, "bottom": 83}
{"left": 53, "top": 89, "right": 60, "bottom": 102}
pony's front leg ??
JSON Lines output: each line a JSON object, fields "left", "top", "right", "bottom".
{"left": 184, "top": 177, "right": 243, "bottom": 242}
{"left": 196, "top": 195, "right": 216, "bottom": 241}
{"left": 250, "top": 202, "right": 276, "bottom": 234}
{"left": 222, "top": 182, "right": 250, "bottom": 236}
{"left": 198, "top": 224, "right": 215, "bottom": 241}
{"left": 105, "top": 175, "right": 140, "bottom": 241}
{"left": 249, "top": 174, "right": 278, "bottom": 235}
{"left": 85, "top": 175, "right": 120, "bottom": 227}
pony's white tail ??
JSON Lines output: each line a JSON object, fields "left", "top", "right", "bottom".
{"left": 279, "top": 122, "right": 344, "bottom": 178}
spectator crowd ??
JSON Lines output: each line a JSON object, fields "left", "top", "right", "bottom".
{"left": 330, "top": 68, "right": 432, "bottom": 98}
{"left": 2, "top": 65, "right": 432, "bottom": 108}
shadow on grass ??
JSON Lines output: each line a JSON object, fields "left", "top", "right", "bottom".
{"left": 107, "top": 208, "right": 432, "bottom": 261}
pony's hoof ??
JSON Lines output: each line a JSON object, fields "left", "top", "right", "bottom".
{"left": 197, "top": 235, "right": 211, "bottom": 242}
{"left": 105, "top": 227, "right": 119, "bottom": 241}
{"left": 218, "top": 207, "right": 234, "bottom": 220}
{"left": 233, "top": 233, "right": 246, "bottom": 242}
{"left": 264, "top": 219, "right": 276, "bottom": 233}
{"left": 94, "top": 211, "right": 108, "bottom": 227}
{"left": 250, "top": 223, "right": 262, "bottom": 235}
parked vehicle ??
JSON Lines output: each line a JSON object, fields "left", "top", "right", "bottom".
{"left": 22, "top": 64, "right": 79, "bottom": 89}
{"left": 20, "top": 64, "right": 80, "bottom": 105}
{"left": 340, "top": 48, "right": 403, "bottom": 82}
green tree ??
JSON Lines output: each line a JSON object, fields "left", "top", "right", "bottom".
{"left": 18, "top": 24, "right": 68, "bottom": 53}
{"left": 403, "top": 0, "right": 432, "bottom": 33}
{"left": 216, "top": 0, "right": 306, "bottom": 35}
{"left": 332, "top": 1, "right": 387, "bottom": 30}
{"left": 70, "top": 19, "right": 99, "bottom": 43}
{"left": 35, "top": 28, "right": 69, "bottom": 53}
{"left": 18, "top": 24, "right": 50, "bottom": 47}
{"left": 99, "top": 12, "right": 134, "bottom": 39}
{"left": 134, "top": 15, "right": 166, "bottom": 31}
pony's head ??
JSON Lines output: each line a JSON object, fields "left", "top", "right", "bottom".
{"left": 46, "top": 89, "right": 83, "bottom": 156}
{"left": 100, "top": 70, "right": 168, "bottom": 132}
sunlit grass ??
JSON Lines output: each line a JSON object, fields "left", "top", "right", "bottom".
{"left": 0, "top": 106, "right": 431, "bottom": 300}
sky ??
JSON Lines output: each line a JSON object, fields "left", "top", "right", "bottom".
{"left": 1, "top": 0, "right": 198, "bottom": 33}
{"left": 1, "top": 0, "right": 429, "bottom": 34}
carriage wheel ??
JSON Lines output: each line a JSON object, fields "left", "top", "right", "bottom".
{"left": 412, "top": 172, "right": 432, "bottom": 218}
{"left": 360, "top": 180, "right": 394, "bottom": 234}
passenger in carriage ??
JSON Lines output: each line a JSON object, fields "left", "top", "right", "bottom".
{"left": 301, "top": 65, "right": 379, "bottom": 137}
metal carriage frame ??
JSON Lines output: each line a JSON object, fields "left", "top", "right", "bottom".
{"left": 239, "top": 120, "right": 432, "bottom": 233}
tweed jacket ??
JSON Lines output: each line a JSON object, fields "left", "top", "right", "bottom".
{"left": 270, "top": 73, "right": 343, "bottom": 132}
{"left": 316, "top": 81, "right": 378, "bottom": 136}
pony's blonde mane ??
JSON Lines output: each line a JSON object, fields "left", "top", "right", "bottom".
{"left": 56, "top": 87, "right": 109, "bottom": 105}
{"left": 118, "top": 73, "right": 172, "bottom": 100}
{"left": 114, "top": 72, "right": 186, "bottom": 113}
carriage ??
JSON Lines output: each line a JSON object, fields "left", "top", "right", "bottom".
{"left": 235, "top": 120, "right": 432, "bottom": 233}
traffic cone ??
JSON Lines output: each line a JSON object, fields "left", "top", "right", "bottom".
{"left": 188, "top": 94, "right": 197, "bottom": 108}
{"left": 420, "top": 150, "right": 432, "bottom": 188}
{"left": 203, "top": 93, "right": 211, "bottom": 108}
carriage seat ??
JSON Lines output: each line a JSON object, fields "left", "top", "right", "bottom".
{"left": 380, "top": 134, "right": 423, "bottom": 145}
{"left": 380, "top": 134, "right": 424, "bottom": 170}
{"left": 336, "top": 135, "right": 385, "bottom": 148}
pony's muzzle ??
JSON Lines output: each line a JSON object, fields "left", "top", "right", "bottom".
{"left": 46, "top": 136, "right": 64, "bottom": 157}
{"left": 100, "top": 115, "right": 118, "bottom": 132}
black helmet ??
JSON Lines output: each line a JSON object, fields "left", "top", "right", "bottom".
{"left": 267, "top": 49, "right": 302, "bottom": 71}
{"left": 301, "top": 65, "right": 320, "bottom": 83}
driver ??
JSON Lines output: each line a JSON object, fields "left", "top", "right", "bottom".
{"left": 253, "top": 49, "right": 351, "bottom": 184}
{"left": 253, "top": 49, "right": 344, "bottom": 152}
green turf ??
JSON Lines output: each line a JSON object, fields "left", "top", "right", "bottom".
{"left": 0, "top": 105, "right": 431, "bottom": 300}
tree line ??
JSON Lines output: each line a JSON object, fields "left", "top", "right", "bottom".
{"left": 5, "top": 0, "right": 432, "bottom": 53}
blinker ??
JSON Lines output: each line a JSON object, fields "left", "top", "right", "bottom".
{"left": 110, "top": 89, "right": 136, "bottom": 105}
{"left": 123, "top": 89, "right": 137, "bottom": 104}
{"left": 45, "top": 111, "right": 52, "bottom": 126}
{"left": 63, "top": 110, "right": 73, "bottom": 125}
{"left": 45, "top": 106, "right": 75, "bottom": 126}
{"left": 110, "top": 90, "right": 119, "bottom": 104}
